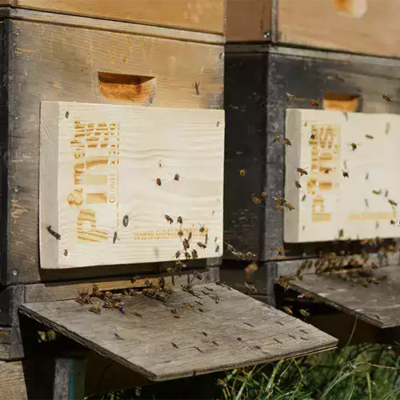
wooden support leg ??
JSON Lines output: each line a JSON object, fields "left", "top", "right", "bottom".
{"left": 53, "top": 358, "right": 86, "bottom": 400}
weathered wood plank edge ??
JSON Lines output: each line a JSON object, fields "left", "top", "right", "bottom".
{"left": 24, "top": 267, "right": 219, "bottom": 303}
{"left": 18, "top": 302, "right": 337, "bottom": 381}
{"left": 0, "top": 7, "right": 226, "bottom": 45}
{"left": 287, "top": 281, "right": 387, "bottom": 329}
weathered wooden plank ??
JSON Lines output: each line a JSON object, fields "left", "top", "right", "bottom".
{"left": 0, "top": 0, "right": 226, "bottom": 34}
{"left": 278, "top": 0, "right": 400, "bottom": 58}
{"left": 0, "top": 326, "right": 24, "bottom": 360}
{"left": 226, "top": 0, "right": 272, "bottom": 42}
{"left": 40, "top": 102, "right": 224, "bottom": 269}
{"left": 53, "top": 357, "right": 86, "bottom": 400}
{"left": 0, "top": 7, "right": 225, "bottom": 45}
{"left": 4, "top": 20, "right": 224, "bottom": 284}
{"left": 285, "top": 109, "right": 400, "bottom": 243}
{"left": 20, "top": 284, "right": 337, "bottom": 381}
{"left": 288, "top": 266, "right": 400, "bottom": 329}
{"left": 0, "top": 361, "right": 28, "bottom": 400}
{"left": 0, "top": 285, "right": 25, "bottom": 325}
{"left": 25, "top": 268, "right": 219, "bottom": 303}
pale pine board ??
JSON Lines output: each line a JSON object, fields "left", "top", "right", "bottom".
{"left": 40, "top": 102, "right": 224, "bottom": 269}
{"left": 285, "top": 109, "right": 400, "bottom": 243}
{"left": 20, "top": 284, "right": 337, "bottom": 381}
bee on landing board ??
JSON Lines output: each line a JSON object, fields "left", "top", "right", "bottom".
{"left": 276, "top": 247, "right": 285, "bottom": 257}
{"left": 177, "top": 216, "right": 183, "bottom": 224}
{"left": 183, "top": 239, "right": 190, "bottom": 250}
{"left": 342, "top": 171, "right": 349, "bottom": 178}
{"left": 197, "top": 242, "right": 206, "bottom": 249}
{"left": 191, "top": 249, "right": 198, "bottom": 259}
{"left": 350, "top": 143, "right": 358, "bottom": 151}
{"left": 297, "top": 167, "right": 308, "bottom": 176}
{"left": 156, "top": 178, "right": 162, "bottom": 186}
{"left": 282, "top": 306, "right": 293, "bottom": 315}
{"left": 295, "top": 181, "right": 301, "bottom": 189}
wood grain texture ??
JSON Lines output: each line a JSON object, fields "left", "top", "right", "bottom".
{"left": 0, "top": 7, "right": 225, "bottom": 45}
{"left": 226, "top": 0, "right": 272, "bottom": 41}
{"left": 288, "top": 266, "right": 400, "bottom": 329}
{"left": 53, "top": 357, "right": 86, "bottom": 400}
{"left": 5, "top": 20, "right": 223, "bottom": 284}
{"left": 20, "top": 283, "right": 337, "bottom": 381}
{"left": 278, "top": 0, "right": 400, "bottom": 57}
{"left": 225, "top": 45, "right": 400, "bottom": 262}
{"left": 40, "top": 102, "right": 224, "bottom": 269}
{"left": 285, "top": 109, "right": 400, "bottom": 243}
{"left": 1, "top": 0, "right": 225, "bottom": 34}
{"left": 0, "top": 326, "right": 24, "bottom": 360}
{"left": 0, "top": 361, "right": 28, "bottom": 400}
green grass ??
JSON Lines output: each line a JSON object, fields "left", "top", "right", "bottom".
{"left": 88, "top": 343, "right": 400, "bottom": 400}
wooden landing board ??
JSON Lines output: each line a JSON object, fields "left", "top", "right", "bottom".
{"left": 288, "top": 267, "right": 400, "bottom": 329}
{"left": 285, "top": 109, "right": 400, "bottom": 243}
{"left": 40, "top": 102, "right": 224, "bottom": 269}
{"left": 20, "top": 284, "right": 337, "bottom": 381}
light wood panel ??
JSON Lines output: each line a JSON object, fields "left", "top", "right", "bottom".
{"left": 21, "top": 283, "right": 337, "bottom": 381}
{"left": 40, "top": 102, "right": 224, "bottom": 269}
{"left": 278, "top": 0, "right": 400, "bottom": 57}
{"left": 0, "top": 0, "right": 225, "bottom": 34}
{"left": 5, "top": 20, "right": 223, "bottom": 284}
{"left": 285, "top": 109, "right": 400, "bottom": 243}
{"left": 0, "top": 362, "right": 28, "bottom": 400}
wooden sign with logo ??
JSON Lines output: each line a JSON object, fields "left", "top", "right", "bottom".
{"left": 40, "top": 102, "right": 224, "bottom": 269}
{"left": 285, "top": 109, "right": 400, "bottom": 243}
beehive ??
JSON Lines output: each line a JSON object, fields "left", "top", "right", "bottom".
{"left": 227, "top": 0, "right": 400, "bottom": 58}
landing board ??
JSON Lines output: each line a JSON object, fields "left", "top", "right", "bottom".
{"left": 40, "top": 102, "right": 224, "bottom": 269}
{"left": 20, "top": 284, "right": 337, "bottom": 381}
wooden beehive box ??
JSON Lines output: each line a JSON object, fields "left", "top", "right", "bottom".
{"left": 224, "top": 45, "right": 400, "bottom": 264}
{"left": 0, "top": 4, "right": 224, "bottom": 285}
{"left": 226, "top": 0, "right": 400, "bottom": 58}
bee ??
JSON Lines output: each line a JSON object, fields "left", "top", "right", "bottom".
{"left": 351, "top": 143, "right": 357, "bottom": 151}
{"left": 383, "top": 94, "right": 393, "bottom": 102}
{"left": 310, "top": 99, "right": 319, "bottom": 108}
{"left": 371, "top": 263, "right": 379, "bottom": 270}
{"left": 178, "top": 229, "right": 184, "bottom": 237}
{"left": 165, "top": 215, "right": 173, "bottom": 224}
{"left": 197, "top": 242, "right": 206, "bottom": 249}
{"left": 90, "top": 284, "right": 101, "bottom": 298}
{"left": 175, "top": 250, "right": 181, "bottom": 259}
{"left": 338, "top": 229, "right": 344, "bottom": 239}
{"left": 252, "top": 197, "right": 262, "bottom": 205}
{"left": 272, "top": 135, "right": 281, "bottom": 143}
{"left": 156, "top": 178, "right": 162, "bottom": 186}
{"left": 284, "top": 138, "right": 292, "bottom": 146}
{"left": 194, "top": 81, "right": 200, "bottom": 95}
{"left": 389, "top": 199, "right": 398, "bottom": 206}
{"left": 302, "top": 194, "right": 306, "bottom": 201}
{"left": 199, "top": 224, "right": 205, "bottom": 233}
{"left": 191, "top": 249, "right": 198, "bottom": 259}
{"left": 286, "top": 92, "right": 297, "bottom": 101}
{"left": 297, "top": 292, "right": 310, "bottom": 299}
{"left": 390, "top": 220, "right": 397, "bottom": 225}
{"left": 282, "top": 306, "right": 293, "bottom": 315}
{"left": 245, "top": 262, "right": 258, "bottom": 281}
{"left": 89, "top": 306, "right": 101, "bottom": 314}
{"left": 304, "top": 122, "right": 308, "bottom": 127}
{"left": 342, "top": 171, "right": 349, "bottom": 178}
{"left": 261, "top": 191, "right": 268, "bottom": 199}
{"left": 211, "top": 294, "right": 220, "bottom": 304}
{"left": 310, "top": 133, "right": 315, "bottom": 140}
{"left": 75, "top": 290, "right": 92, "bottom": 305}
{"left": 275, "top": 204, "right": 283, "bottom": 211}
{"left": 295, "top": 181, "right": 302, "bottom": 188}
{"left": 385, "top": 122, "right": 391, "bottom": 134}
{"left": 188, "top": 231, "right": 192, "bottom": 241}
{"left": 365, "top": 135, "right": 374, "bottom": 140}
{"left": 173, "top": 173, "right": 180, "bottom": 181}
{"left": 183, "top": 238, "right": 190, "bottom": 250}
{"left": 273, "top": 196, "right": 286, "bottom": 204}
{"left": 285, "top": 203, "right": 295, "bottom": 211}
{"left": 367, "top": 277, "right": 380, "bottom": 285}
{"left": 184, "top": 251, "right": 191, "bottom": 259}
{"left": 184, "top": 303, "right": 192, "bottom": 309}
{"left": 176, "top": 260, "right": 187, "bottom": 269}
{"left": 297, "top": 167, "right": 308, "bottom": 176}
{"left": 355, "top": 86, "right": 362, "bottom": 93}
{"left": 177, "top": 216, "right": 183, "bottom": 224}
{"left": 239, "top": 169, "right": 246, "bottom": 176}
{"left": 172, "top": 342, "right": 179, "bottom": 349}
{"left": 299, "top": 309, "right": 310, "bottom": 317}
{"left": 276, "top": 247, "right": 285, "bottom": 257}
{"left": 372, "top": 190, "right": 382, "bottom": 195}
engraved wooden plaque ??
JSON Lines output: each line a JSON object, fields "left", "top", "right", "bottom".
{"left": 285, "top": 109, "right": 400, "bottom": 243}
{"left": 40, "top": 102, "right": 224, "bottom": 269}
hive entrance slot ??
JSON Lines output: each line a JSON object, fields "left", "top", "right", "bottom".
{"left": 98, "top": 72, "right": 156, "bottom": 105}
{"left": 322, "top": 93, "right": 361, "bottom": 112}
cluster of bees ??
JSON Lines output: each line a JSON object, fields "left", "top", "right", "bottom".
{"left": 156, "top": 172, "right": 181, "bottom": 187}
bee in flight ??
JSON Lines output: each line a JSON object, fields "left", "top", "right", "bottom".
{"left": 295, "top": 181, "right": 301, "bottom": 188}
{"left": 276, "top": 247, "right": 285, "bottom": 257}
{"left": 285, "top": 203, "right": 295, "bottom": 211}
{"left": 272, "top": 135, "right": 282, "bottom": 143}
{"left": 350, "top": 143, "right": 358, "bottom": 151}
{"left": 383, "top": 94, "right": 393, "bottom": 102}
{"left": 275, "top": 204, "right": 283, "bottom": 211}
{"left": 252, "top": 197, "right": 262, "bottom": 205}
{"left": 239, "top": 169, "right": 246, "bottom": 176}
{"left": 156, "top": 178, "right": 162, "bottom": 186}
{"left": 283, "top": 138, "right": 292, "bottom": 146}
{"left": 297, "top": 167, "right": 308, "bottom": 176}
{"left": 282, "top": 306, "right": 293, "bottom": 315}
{"left": 388, "top": 199, "right": 398, "bottom": 207}
{"left": 299, "top": 309, "right": 310, "bottom": 317}
{"left": 342, "top": 171, "right": 349, "bottom": 178}
{"left": 286, "top": 92, "right": 297, "bottom": 101}
{"left": 310, "top": 99, "right": 319, "bottom": 108}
